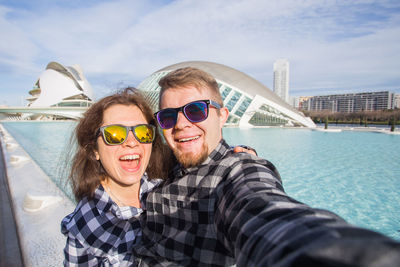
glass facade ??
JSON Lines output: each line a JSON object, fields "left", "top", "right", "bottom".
{"left": 248, "top": 104, "right": 293, "bottom": 126}
{"left": 225, "top": 91, "right": 242, "bottom": 111}
{"left": 221, "top": 86, "right": 232, "bottom": 101}
{"left": 234, "top": 96, "right": 252, "bottom": 117}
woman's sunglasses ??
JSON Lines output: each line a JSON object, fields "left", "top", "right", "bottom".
{"left": 97, "top": 124, "right": 156, "bottom": 145}
{"left": 154, "top": 99, "right": 221, "bottom": 129}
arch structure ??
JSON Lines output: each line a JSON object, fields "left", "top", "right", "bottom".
{"left": 4, "top": 61, "right": 95, "bottom": 120}
{"left": 138, "top": 61, "right": 315, "bottom": 128}
{"left": 0, "top": 107, "right": 87, "bottom": 120}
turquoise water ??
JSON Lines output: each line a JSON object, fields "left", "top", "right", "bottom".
{"left": 2, "top": 121, "right": 77, "bottom": 198}
{"left": 2, "top": 121, "right": 400, "bottom": 240}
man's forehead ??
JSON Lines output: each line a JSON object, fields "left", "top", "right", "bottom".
{"left": 160, "top": 85, "right": 212, "bottom": 103}
{"left": 166, "top": 85, "right": 207, "bottom": 93}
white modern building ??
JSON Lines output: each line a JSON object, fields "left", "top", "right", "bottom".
{"left": 273, "top": 59, "right": 290, "bottom": 103}
{"left": 28, "top": 61, "right": 94, "bottom": 108}
{"left": 138, "top": 61, "right": 315, "bottom": 128}
{"left": 0, "top": 62, "right": 94, "bottom": 120}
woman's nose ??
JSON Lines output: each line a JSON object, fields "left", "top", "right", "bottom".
{"left": 122, "top": 131, "right": 139, "bottom": 147}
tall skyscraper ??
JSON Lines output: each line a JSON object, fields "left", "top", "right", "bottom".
{"left": 273, "top": 59, "right": 290, "bottom": 103}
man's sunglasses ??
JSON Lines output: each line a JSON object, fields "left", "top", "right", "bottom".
{"left": 97, "top": 124, "right": 156, "bottom": 145}
{"left": 154, "top": 99, "right": 221, "bottom": 129}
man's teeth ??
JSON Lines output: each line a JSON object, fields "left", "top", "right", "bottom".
{"left": 120, "top": 155, "right": 140, "bottom": 160}
{"left": 179, "top": 136, "right": 200, "bottom": 142}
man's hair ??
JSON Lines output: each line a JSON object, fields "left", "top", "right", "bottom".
{"left": 68, "top": 87, "right": 174, "bottom": 202}
{"left": 158, "top": 67, "right": 223, "bottom": 109}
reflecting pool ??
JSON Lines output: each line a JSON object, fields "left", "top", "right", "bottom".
{"left": 2, "top": 121, "right": 400, "bottom": 240}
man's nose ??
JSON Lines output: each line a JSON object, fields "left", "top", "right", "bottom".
{"left": 174, "top": 111, "right": 192, "bottom": 129}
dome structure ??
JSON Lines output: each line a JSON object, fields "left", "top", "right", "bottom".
{"left": 138, "top": 61, "right": 315, "bottom": 128}
{"left": 28, "top": 61, "right": 94, "bottom": 108}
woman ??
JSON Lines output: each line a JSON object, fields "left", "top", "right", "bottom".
{"left": 61, "top": 87, "right": 174, "bottom": 266}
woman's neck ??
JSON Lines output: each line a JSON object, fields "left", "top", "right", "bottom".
{"left": 101, "top": 179, "right": 141, "bottom": 208}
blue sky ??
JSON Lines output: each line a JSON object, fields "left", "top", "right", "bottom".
{"left": 0, "top": 0, "right": 399, "bottom": 106}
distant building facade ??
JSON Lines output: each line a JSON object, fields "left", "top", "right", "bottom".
{"left": 273, "top": 59, "right": 289, "bottom": 103}
{"left": 138, "top": 61, "right": 315, "bottom": 128}
{"left": 395, "top": 94, "right": 400, "bottom": 109}
{"left": 290, "top": 96, "right": 299, "bottom": 109}
{"left": 296, "top": 96, "right": 311, "bottom": 110}
{"left": 301, "top": 91, "right": 395, "bottom": 112}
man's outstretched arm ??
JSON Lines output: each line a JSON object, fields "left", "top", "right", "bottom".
{"left": 214, "top": 154, "right": 400, "bottom": 266}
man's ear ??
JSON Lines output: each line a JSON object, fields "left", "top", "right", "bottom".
{"left": 219, "top": 107, "right": 229, "bottom": 127}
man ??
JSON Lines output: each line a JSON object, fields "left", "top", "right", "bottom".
{"left": 135, "top": 67, "right": 400, "bottom": 266}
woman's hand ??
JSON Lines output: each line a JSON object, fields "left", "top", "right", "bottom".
{"left": 233, "top": 145, "right": 257, "bottom": 156}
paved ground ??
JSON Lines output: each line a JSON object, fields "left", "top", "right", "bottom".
{"left": 0, "top": 142, "right": 24, "bottom": 266}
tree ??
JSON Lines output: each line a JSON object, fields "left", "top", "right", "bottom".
{"left": 391, "top": 117, "right": 396, "bottom": 132}
{"left": 325, "top": 116, "right": 329, "bottom": 129}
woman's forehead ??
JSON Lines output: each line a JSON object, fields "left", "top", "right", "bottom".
{"left": 102, "top": 104, "right": 148, "bottom": 125}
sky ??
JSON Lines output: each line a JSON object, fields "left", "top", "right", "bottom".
{"left": 0, "top": 0, "right": 399, "bottom": 106}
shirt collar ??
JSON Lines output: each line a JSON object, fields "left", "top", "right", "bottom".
{"left": 94, "top": 174, "right": 161, "bottom": 219}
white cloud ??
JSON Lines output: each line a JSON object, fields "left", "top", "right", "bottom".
{"left": 0, "top": 6, "right": 38, "bottom": 73}
{"left": 0, "top": 0, "right": 399, "bottom": 105}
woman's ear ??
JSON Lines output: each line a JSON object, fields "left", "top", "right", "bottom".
{"left": 94, "top": 150, "right": 100, "bottom": 161}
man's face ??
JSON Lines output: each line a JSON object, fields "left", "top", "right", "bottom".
{"left": 160, "top": 86, "right": 229, "bottom": 168}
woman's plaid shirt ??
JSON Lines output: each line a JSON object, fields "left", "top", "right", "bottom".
{"left": 61, "top": 175, "right": 160, "bottom": 266}
{"left": 135, "top": 139, "right": 400, "bottom": 266}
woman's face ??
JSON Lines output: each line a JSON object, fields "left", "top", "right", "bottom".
{"left": 95, "top": 104, "right": 152, "bottom": 188}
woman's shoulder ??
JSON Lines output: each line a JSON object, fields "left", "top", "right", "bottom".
{"left": 61, "top": 197, "right": 96, "bottom": 234}
{"left": 61, "top": 186, "right": 112, "bottom": 234}
{"left": 61, "top": 192, "right": 142, "bottom": 256}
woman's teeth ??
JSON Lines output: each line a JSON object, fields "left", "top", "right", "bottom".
{"left": 120, "top": 155, "right": 140, "bottom": 160}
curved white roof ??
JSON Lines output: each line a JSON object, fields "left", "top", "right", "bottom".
{"left": 30, "top": 62, "right": 94, "bottom": 107}
{"left": 157, "top": 61, "right": 303, "bottom": 116}
{"left": 139, "top": 61, "right": 315, "bottom": 128}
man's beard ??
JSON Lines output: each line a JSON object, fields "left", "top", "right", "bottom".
{"left": 173, "top": 142, "right": 208, "bottom": 168}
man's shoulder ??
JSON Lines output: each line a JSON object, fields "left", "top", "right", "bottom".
{"left": 223, "top": 148, "right": 278, "bottom": 169}
{"left": 214, "top": 148, "right": 282, "bottom": 188}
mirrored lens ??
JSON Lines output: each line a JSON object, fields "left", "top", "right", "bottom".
{"left": 134, "top": 125, "right": 155, "bottom": 143}
{"left": 157, "top": 109, "right": 177, "bottom": 129}
{"left": 185, "top": 101, "right": 208, "bottom": 122}
{"left": 103, "top": 125, "right": 127, "bottom": 145}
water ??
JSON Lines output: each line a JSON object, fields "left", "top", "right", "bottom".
{"left": 2, "top": 121, "right": 400, "bottom": 240}
{"left": 1, "top": 121, "right": 76, "bottom": 198}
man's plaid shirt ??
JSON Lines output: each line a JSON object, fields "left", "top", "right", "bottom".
{"left": 135, "top": 139, "right": 400, "bottom": 266}
{"left": 61, "top": 175, "right": 160, "bottom": 266}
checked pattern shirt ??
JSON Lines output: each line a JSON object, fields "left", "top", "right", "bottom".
{"left": 135, "top": 139, "right": 400, "bottom": 266}
{"left": 61, "top": 175, "right": 160, "bottom": 267}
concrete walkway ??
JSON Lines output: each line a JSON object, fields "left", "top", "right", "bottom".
{"left": 0, "top": 124, "right": 76, "bottom": 266}
{"left": 0, "top": 142, "right": 24, "bottom": 267}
